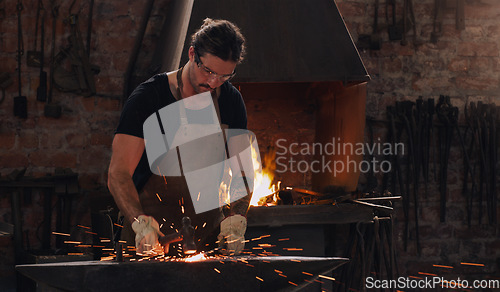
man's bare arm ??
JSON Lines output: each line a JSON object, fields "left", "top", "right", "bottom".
{"left": 107, "top": 134, "right": 146, "bottom": 224}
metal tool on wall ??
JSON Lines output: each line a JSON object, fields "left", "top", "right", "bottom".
{"left": 387, "top": 0, "right": 402, "bottom": 41}
{"left": 27, "top": 0, "right": 43, "bottom": 67}
{"left": 45, "top": 0, "right": 61, "bottom": 118}
{"left": 36, "top": 2, "right": 47, "bottom": 103}
{"left": 436, "top": 95, "right": 458, "bottom": 223}
{"left": 14, "top": 0, "right": 27, "bottom": 119}
{"left": 51, "top": 0, "right": 98, "bottom": 97}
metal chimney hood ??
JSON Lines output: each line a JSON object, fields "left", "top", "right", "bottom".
{"left": 180, "top": 0, "right": 370, "bottom": 83}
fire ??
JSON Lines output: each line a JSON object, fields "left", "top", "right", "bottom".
{"left": 250, "top": 146, "right": 279, "bottom": 206}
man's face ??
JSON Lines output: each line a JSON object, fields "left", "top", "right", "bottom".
{"left": 188, "top": 46, "right": 237, "bottom": 94}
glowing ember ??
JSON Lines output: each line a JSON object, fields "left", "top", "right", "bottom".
{"left": 318, "top": 275, "right": 336, "bottom": 281}
{"left": 52, "top": 232, "right": 70, "bottom": 237}
{"left": 433, "top": 264, "right": 453, "bottom": 269}
{"left": 184, "top": 253, "right": 208, "bottom": 262}
{"left": 460, "top": 262, "right": 485, "bottom": 267}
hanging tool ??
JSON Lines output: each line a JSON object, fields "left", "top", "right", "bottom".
{"left": 370, "top": 0, "right": 381, "bottom": 50}
{"left": 431, "top": 0, "right": 445, "bottom": 43}
{"left": 436, "top": 96, "right": 457, "bottom": 223}
{"left": 45, "top": 0, "right": 61, "bottom": 118}
{"left": 387, "top": 0, "right": 402, "bottom": 41}
{"left": 14, "top": 0, "right": 27, "bottom": 119}
{"left": 27, "top": 0, "right": 43, "bottom": 67}
{"left": 462, "top": 103, "right": 477, "bottom": 226}
{"left": 36, "top": 2, "right": 47, "bottom": 102}
{"left": 86, "top": 0, "right": 94, "bottom": 57}
{"left": 52, "top": 0, "right": 97, "bottom": 97}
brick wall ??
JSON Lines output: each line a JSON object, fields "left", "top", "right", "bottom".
{"left": 0, "top": 0, "right": 499, "bottom": 287}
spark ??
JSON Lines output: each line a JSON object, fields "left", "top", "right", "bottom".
{"left": 181, "top": 206, "right": 185, "bottom": 214}
{"left": 64, "top": 241, "right": 82, "bottom": 244}
{"left": 262, "top": 260, "right": 271, "bottom": 263}
{"left": 163, "top": 218, "right": 166, "bottom": 222}
{"left": 52, "top": 232, "right": 70, "bottom": 237}
{"left": 77, "top": 225, "right": 90, "bottom": 229}
{"left": 85, "top": 231, "right": 97, "bottom": 235}
{"left": 100, "top": 239, "right": 111, "bottom": 242}
{"left": 258, "top": 244, "right": 274, "bottom": 248}
{"left": 214, "top": 268, "right": 221, "bottom": 274}
{"left": 302, "top": 272, "right": 313, "bottom": 276}
{"left": 67, "top": 253, "right": 83, "bottom": 256}
{"left": 288, "top": 281, "right": 297, "bottom": 286}
{"left": 202, "top": 222, "right": 207, "bottom": 228}
{"left": 460, "top": 262, "right": 484, "bottom": 267}
{"left": 156, "top": 193, "right": 162, "bottom": 201}
{"left": 409, "top": 276, "right": 422, "bottom": 279}
{"left": 278, "top": 274, "right": 287, "bottom": 278}
{"left": 182, "top": 197, "right": 184, "bottom": 204}
{"left": 256, "top": 276, "right": 264, "bottom": 282}
{"left": 197, "top": 192, "right": 201, "bottom": 201}
{"left": 418, "top": 272, "right": 437, "bottom": 276}
{"left": 433, "top": 264, "right": 453, "bottom": 269}
{"left": 92, "top": 245, "right": 105, "bottom": 248}
{"left": 278, "top": 238, "right": 290, "bottom": 241}
{"left": 283, "top": 248, "right": 303, "bottom": 251}
{"left": 246, "top": 264, "right": 255, "bottom": 267}
{"left": 274, "top": 269, "right": 283, "bottom": 273}
{"left": 318, "top": 275, "right": 336, "bottom": 281}
{"left": 118, "top": 240, "right": 127, "bottom": 244}
{"left": 160, "top": 224, "right": 163, "bottom": 229}
{"left": 114, "top": 223, "right": 123, "bottom": 228}
{"left": 75, "top": 245, "right": 91, "bottom": 248}
{"left": 134, "top": 217, "right": 139, "bottom": 223}
{"left": 290, "top": 259, "right": 301, "bottom": 262}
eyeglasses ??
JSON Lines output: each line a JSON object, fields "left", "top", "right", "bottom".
{"left": 194, "top": 49, "right": 236, "bottom": 82}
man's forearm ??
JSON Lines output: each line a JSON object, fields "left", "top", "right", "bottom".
{"left": 108, "top": 171, "right": 144, "bottom": 224}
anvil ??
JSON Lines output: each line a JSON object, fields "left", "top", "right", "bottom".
{"left": 17, "top": 256, "right": 348, "bottom": 291}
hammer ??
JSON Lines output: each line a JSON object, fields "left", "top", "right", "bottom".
{"left": 159, "top": 217, "right": 197, "bottom": 255}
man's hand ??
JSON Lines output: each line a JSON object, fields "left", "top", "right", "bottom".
{"left": 218, "top": 214, "right": 247, "bottom": 255}
{"left": 132, "top": 215, "right": 165, "bottom": 255}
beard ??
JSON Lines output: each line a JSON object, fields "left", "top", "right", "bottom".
{"left": 188, "top": 64, "right": 215, "bottom": 94}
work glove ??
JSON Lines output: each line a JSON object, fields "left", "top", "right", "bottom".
{"left": 218, "top": 214, "right": 247, "bottom": 255}
{"left": 132, "top": 215, "right": 165, "bottom": 256}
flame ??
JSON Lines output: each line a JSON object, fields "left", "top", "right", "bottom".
{"left": 250, "top": 146, "right": 279, "bottom": 206}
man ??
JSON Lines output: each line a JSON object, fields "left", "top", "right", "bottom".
{"left": 108, "top": 18, "right": 251, "bottom": 256}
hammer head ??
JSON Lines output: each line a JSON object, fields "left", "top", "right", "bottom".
{"left": 180, "top": 217, "right": 197, "bottom": 254}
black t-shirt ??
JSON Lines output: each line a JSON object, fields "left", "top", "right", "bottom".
{"left": 115, "top": 73, "right": 247, "bottom": 191}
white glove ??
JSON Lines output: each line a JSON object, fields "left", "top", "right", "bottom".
{"left": 218, "top": 215, "right": 247, "bottom": 255}
{"left": 132, "top": 215, "right": 165, "bottom": 255}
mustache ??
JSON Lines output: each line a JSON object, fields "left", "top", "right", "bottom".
{"left": 199, "top": 84, "right": 214, "bottom": 91}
